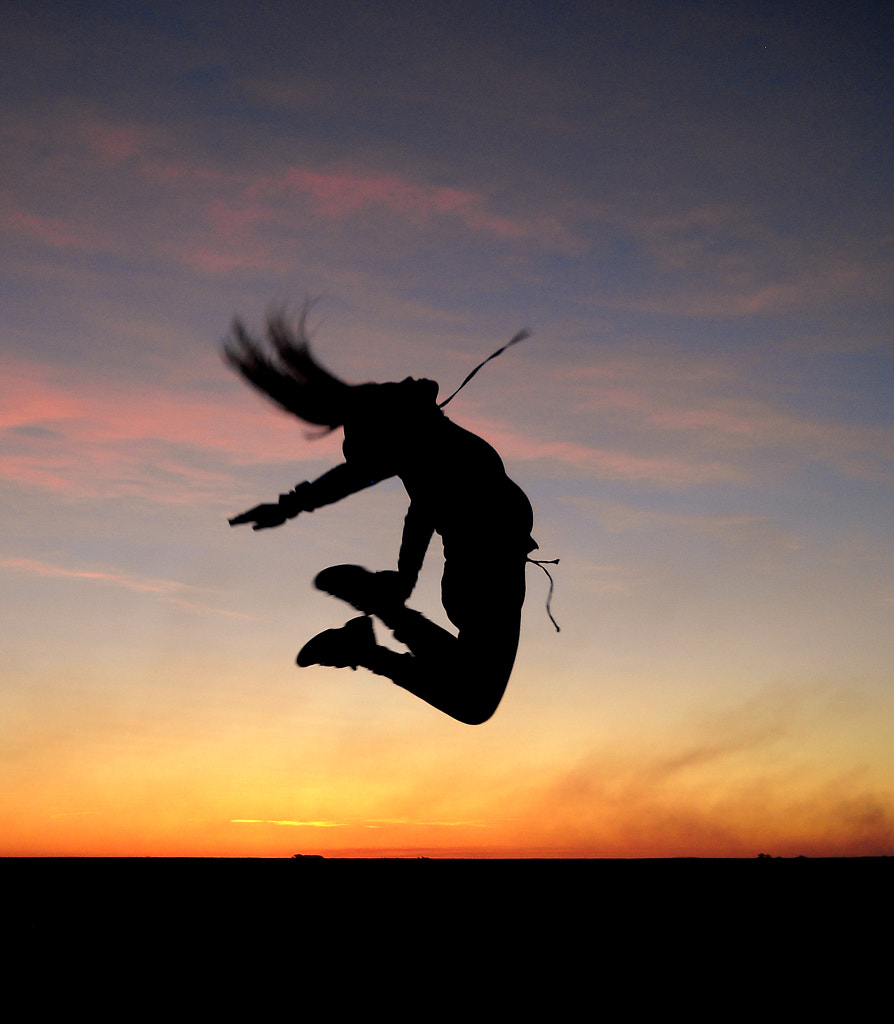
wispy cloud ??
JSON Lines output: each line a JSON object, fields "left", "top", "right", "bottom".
{"left": 1, "top": 556, "right": 249, "bottom": 618}
{"left": 0, "top": 355, "right": 336, "bottom": 500}
{"left": 3, "top": 198, "right": 117, "bottom": 252}
{"left": 5, "top": 339, "right": 889, "bottom": 509}
{"left": 362, "top": 818, "right": 489, "bottom": 829}
{"left": 498, "top": 685, "right": 894, "bottom": 857}
{"left": 543, "top": 355, "right": 894, "bottom": 486}
{"left": 580, "top": 499, "right": 805, "bottom": 552}
{"left": 230, "top": 817, "right": 487, "bottom": 829}
{"left": 231, "top": 819, "right": 346, "bottom": 827}
{"left": 472, "top": 417, "right": 746, "bottom": 486}
{"left": 1, "top": 101, "right": 582, "bottom": 280}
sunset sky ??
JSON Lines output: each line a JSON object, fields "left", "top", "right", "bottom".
{"left": 2, "top": 0, "right": 892, "bottom": 857}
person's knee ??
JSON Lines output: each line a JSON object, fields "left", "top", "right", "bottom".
{"left": 456, "top": 706, "right": 496, "bottom": 726}
{"left": 451, "top": 687, "right": 505, "bottom": 725}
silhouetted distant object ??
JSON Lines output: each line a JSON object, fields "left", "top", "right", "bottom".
{"left": 224, "top": 305, "right": 556, "bottom": 724}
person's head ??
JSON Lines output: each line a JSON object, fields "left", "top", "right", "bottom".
{"left": 347, "top": 377, "right": 439, "bottom": 423}
{"left": 224, "top": 309, "right": 441, "bottom": 435}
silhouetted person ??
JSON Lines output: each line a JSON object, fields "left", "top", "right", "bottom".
{"left": 224, "top": 308, "right": 542, "bottom": 724}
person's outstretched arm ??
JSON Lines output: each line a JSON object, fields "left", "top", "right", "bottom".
{"left": 228, "top": 462, "right": 380, "bottom": 531}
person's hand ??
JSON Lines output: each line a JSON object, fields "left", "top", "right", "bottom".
{"left": 228, "top": 503, "right": 290, "bottom": 531}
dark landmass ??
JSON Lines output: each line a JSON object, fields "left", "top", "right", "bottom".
{"left": 7, "top": 854, "right": 888, "bottom": 912}
{"left": 7, "top": 856, "right": 886, "bottom": 965}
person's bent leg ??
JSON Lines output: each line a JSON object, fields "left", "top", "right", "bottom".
{"left": 367, "top": 572, "right": 525, "bottom": 724}
{"left": 310, "top": 557, "right": 526, "bottom": 724}
{"left": 361, "top": 627, "right": 516, "bottom": 725}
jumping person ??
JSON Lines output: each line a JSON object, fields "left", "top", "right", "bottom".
{"left": 224, "top": 308, "right": 544, "bottom": 724}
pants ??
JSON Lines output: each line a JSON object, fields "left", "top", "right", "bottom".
{"left": 367, "top": 553, "right": 527, "bottom": 725}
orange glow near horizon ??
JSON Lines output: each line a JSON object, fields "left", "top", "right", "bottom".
{"left": 4, "top": 658, "right": 891, "bottom": 859}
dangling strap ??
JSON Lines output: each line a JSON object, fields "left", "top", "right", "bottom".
{"left": 527, "top": 557, "right": 560, "bottom": 632}
{"left": 438, "top": 330, "right": 530, "bottom": 408}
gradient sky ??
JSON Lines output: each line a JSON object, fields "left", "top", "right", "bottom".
{"left": 2, "top": 0, "right": 892, "bottom": 857}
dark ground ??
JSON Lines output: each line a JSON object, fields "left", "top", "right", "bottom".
{"left": 7, "top": 856, "right": 887, "bottom": 947}
{"left": 7, "top": 856, "right": 886, "bottom": 1004}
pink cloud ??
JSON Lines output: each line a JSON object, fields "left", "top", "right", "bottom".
{"left": 649, "top": 401, "right": 755, "bottom": 439}
{"left": 2, "top": 199, "right": 115, "bottom": 251}
{"left": 468, "top": 349, "right": 894, "bottom": 486}
{"left": 3, "top": 102, "right": 569, "bottom": 279}
{"left": 2, "top": 556, "right": 181, "bottom": 593}
{"left": 5, "top": 353, "right": 742, "bottom": 499}
{"left": 159, "top": 240, "right": 277, "bottom": 275}
{"left": 1, "top": 357, "right": 281, "bottom": 453}
{"left": 0, "top": 357, "right": 339, "bottom": 500}
{"left": 282, "top": 167, "right": 414, "bottom": 217}
{"left": 145, "top": 163, "right": 550, "bottom": 275}
{"left": 464, "top": 415, "right": 745, "bottom": 486}
{"left": 268, "top": 166, "right": 530, "bottom": 238}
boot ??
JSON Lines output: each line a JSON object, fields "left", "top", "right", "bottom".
{"left": 314, "top": 564, "right": 406, "bottom": 617}
{"left": 296, "top": 615, "right": 376, "bottom": 670}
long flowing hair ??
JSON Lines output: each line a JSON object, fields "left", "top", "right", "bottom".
{"left": 222, "top": 305, "right": 352, "bottom": 430}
